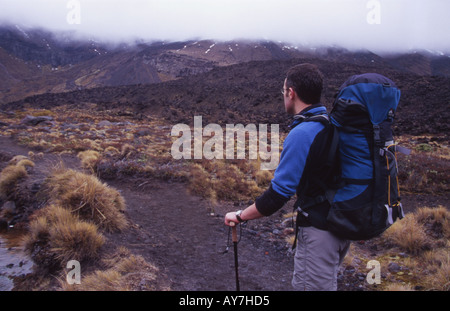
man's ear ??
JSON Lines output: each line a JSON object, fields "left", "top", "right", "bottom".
{"left": 288, "top": 87, "right": 296, "bottom": 100}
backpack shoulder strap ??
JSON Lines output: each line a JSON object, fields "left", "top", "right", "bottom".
{"left": 291, "top": 113, "right": 341, "bottom": 249}
{"left": 301, "top": 114, "right": 339, "bottom": 171}
{"left": 298, "top": 113, "right": 330, "bottom": 125}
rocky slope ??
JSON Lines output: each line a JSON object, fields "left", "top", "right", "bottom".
{"left": 1, "top": 23, "right": 450, "bottom": 108}
{"left": 3, "top": 56, "right": 449, "bottom": 140}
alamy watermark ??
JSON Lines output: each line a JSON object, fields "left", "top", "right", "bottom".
{"left": 366, "top": 260, "right": 382, "bottom": 285}
{"left": 66, "top": 260, "right": 81, "bottom": 285}
{"left": 170, "top": 116, "right": 280, "bottom": 170}
{"left": 67, "top": 0, "right": 81, "bottom": 25}
{"left": 367, "top": 0, "right": 381, "bottom": 25}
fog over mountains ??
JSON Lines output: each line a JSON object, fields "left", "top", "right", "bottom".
{"left": 1, "top": 23, "right": 450, "bottom": 106}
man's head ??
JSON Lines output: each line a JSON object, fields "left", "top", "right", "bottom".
{"left": 283, "top": 63, "right": 324, "bottom": 114}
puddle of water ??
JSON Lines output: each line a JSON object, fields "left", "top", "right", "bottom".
{"left": 0, "top": 234, "right": 34, "bottom": 291}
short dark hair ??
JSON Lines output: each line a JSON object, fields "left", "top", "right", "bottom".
{"left": 286, "top": 64, "right": 323, "bottom": 105}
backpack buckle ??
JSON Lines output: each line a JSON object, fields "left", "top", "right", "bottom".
{"left": 296, "top": 206, "right": 309, "bottom": 217}
{"left": 373, "top": 124, "right": 382, "bottom": 145}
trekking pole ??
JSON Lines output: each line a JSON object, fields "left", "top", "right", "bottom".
{"left": 230, "top": 221, "right": 240, "bottom": 291}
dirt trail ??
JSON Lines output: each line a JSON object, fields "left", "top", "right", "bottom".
{"left": 0, "top": 136, "right": 294, "bottom": 291}
{"left": 107, "top": 179, "right": 295, "bottom": 291}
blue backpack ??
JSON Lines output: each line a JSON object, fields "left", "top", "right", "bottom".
{"left": 324, "top": 73, "right": 410, "bottom": 240}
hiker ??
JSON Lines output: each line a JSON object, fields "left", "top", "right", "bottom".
{"left": 224, "top": 63, "right": 350, "bottom": 291}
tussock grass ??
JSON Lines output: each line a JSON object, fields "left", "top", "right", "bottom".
{"left": 44, "top": 166, "right": 127, "bottom": 232}
{"left": 63, "top": 247, "right": 162, "bottom": 291}
{"left": 103, "top": 146, "right": 120, "bottom": 157}
{"left": 188, "top": 163, "right": 216, "bottom": 199}
{"left": 381, "top": 206, "right": 449, "bottom": 255}
{"left": 188, "top": 159, "right": 272, "bottom": 202}
{"left": 8, "top": 155, "right": 29, "bottom": 166}
{"left": 255, "top": 170, "right": 274, "bottom": 188}
{"left": 77, "top": 150, "right": 101, "bottom": 171}
{"left": 375, "top": 206, "right": 450, "bottom": 291}
{"left": 15, "top": 158, "right": 35, "bottom": 168}
{"left": 415, "top": 206, "right": 450, "bottom": 239}
{"left": 0, "top": 156, "right": 34, "bottom": 199}
{"left": 423, "top": 253, "right": 450, "bottom": 291}
{"left": 24, "top": 204, "right": 105, "bottom": 267}
{"left": 120, "top": 143, "right": 135, "bottom": 159}
{"left": 382, "top": 213, "right": 430, "bottom": 255}
{"left": 0, "top": 164, "right": 27, "bottom": 198}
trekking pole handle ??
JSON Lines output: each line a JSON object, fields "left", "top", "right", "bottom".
{"left": 230, "top": 221, "right": 238, "bottom": 243}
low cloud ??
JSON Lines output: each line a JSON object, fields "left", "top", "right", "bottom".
{"left": 1, "top": 0, "right": 449, "bottom": 52}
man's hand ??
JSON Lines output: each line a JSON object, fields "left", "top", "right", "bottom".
{"left": 224, "top": 203, "right": 264, "bottom": 226}
{"left": 224, "top": 211, "right": 239, "bottom": 226}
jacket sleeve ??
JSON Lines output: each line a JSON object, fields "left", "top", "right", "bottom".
{"left": 255, "top": 122, "right": 324, "bottom": 216}
{"left": 255, "top": 184, "right": 290, "bottom": 216}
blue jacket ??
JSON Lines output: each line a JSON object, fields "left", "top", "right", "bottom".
{"left": 255, "top": 104, "right": 331, "bottom": 221}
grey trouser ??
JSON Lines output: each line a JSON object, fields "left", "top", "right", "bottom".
{"left": 292, "top": 226, "right": 350, "bottom": 291}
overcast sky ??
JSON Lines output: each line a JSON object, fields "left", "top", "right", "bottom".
{"left": 0, "top": 0, "right": 449, "bottom": 52}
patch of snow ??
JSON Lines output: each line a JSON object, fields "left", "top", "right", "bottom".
{"left": 15, "top": 25, "right": 29, "bottom": 39}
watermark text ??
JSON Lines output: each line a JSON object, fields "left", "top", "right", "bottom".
{"left": 171, "top": 116, "right": 279, "bottom": 170}
{"left": 367, "top": 0, "right": 381, "bottom": 25}
{"left": 66, "top": 260, "right": 81, "bottom": 285}
{"left": 67, "top": 0, "right": 81, "bottom": 25}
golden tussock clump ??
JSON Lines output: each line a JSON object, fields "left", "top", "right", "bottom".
{"left": 381, "top": 212, "right": 429, "bottom": 255}
{"left": 43, "top": 166, "right": 127, "bottom": 232}
{"left": 255, "top": 169, "right": 274, "bottom": 188}
{"left": 415, "top": 206, "right": 450, "bottom": 239}
{"left": 77, "top": 150, "right": 101, "bottom": 171}
{"left": 0, "top": 165, "right": 27, "bottom": 198}
{"left": 7, "top": 155, "right": 29, "bottom": 166}
{"left": 382, "top": 206, "right": 450, "bottom": 255}
{"left": 15, "top": 159, "right": 35, "bottom": 169}
{"left": 421, "top": 246, "right": 450, "bottom": 291}
{"left": 0, "top": 155, "right": 35, "bottom": 199}
{"left": 23, "top": 204, "right": 105, "bottom": 266}
{"left": 188, "top": 160, "right": 267, "bottom": 202}
{"left": 120, "top": 143, "right": 135, "bottom": 159}
{"left": 378, "top": 206, "right": 450, "bottom": 291}
{"left": 103, "top": 146, "right": 120, "bottom": 157}
{"left": 62, "top": 247, "right": 163, "bottom": 291}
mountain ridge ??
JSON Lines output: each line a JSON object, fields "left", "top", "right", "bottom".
{"left": 1, "top": 24, "right": 450, "bottom": 105}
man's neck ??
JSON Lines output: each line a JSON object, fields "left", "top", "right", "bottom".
{"left": 294, "top": 100, "right": 311, "bottom": 115}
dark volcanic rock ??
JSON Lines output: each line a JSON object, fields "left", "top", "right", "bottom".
{"left": 2, "top": 57, "right": 449, "bottom": 140}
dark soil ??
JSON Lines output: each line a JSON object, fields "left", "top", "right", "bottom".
{"left": 105, "top": 178, "right": 295, "bottom": 291}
